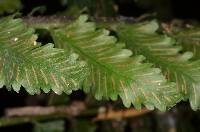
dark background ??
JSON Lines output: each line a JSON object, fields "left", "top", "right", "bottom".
{"left": 19, "top": 0, "right": 200, "bottom": 20}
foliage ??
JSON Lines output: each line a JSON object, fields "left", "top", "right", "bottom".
{"left": 33, "top": 120, "right": 65, "bottom": 132}
{"left": 68, "top": 119, "right": 97, "bottom": 132}
{"left": 62, "top": 0, "right": 117, "bottom": 16}
{"left": 51, "top": 15, "right": 181, "bottom": 111}
{"left": 116, "top": 21, "right": 200, "bottom": 110}
{"left": 0, "top": 16, "right": 88, "bottom": 95}
{"left": 172, "top": 27, "right": 200, "bottom": 60}
{"left": 1, "top": 0, "right": 200, "bottom": 131}
{"left": 1, "top": 14, "right": 200, "bottom": 111}
{"left": 0, "top": 0, "right": 21, "bottom": 15}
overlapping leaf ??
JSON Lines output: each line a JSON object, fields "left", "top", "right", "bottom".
{"left": 117, "top": 21, "right": 200, "bottom": 110}
{"left": 0, "top": 16, "right": 88, "bottom": 94}
{"left": 51, "top": 15, "right": 181, "bottom": 111}
{"left": 173, "top": 27, "right": 200, "bottom": 59}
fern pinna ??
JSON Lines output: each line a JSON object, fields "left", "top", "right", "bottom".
{"left": 116, "top": 21, "right": 200, "bottom": 110}
{"left": 51, "top": 15, "right": 181, "bottom": 111}
{"left": 1, "top": 15, "right": 200, "bottom": 111}
{"left": 0, "top": 16, "right": 88, "bottom": 95}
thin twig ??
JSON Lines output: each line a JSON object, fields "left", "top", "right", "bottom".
{"left": 5, "top": 101, "right": 85, "bottom": 117}
{"left": 0, "top": 114, "right": 66, "bottom": 127}
{"left": 94, "top": 108, "right": 152, "bottom": 121}
{"left": 0, "top": 104, "right": 151, "bottom": 127}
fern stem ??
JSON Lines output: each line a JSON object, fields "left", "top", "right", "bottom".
{"left": 23, "top": 16, "right": 70, "bottom": 29}
{"left": 22, "top": 16, "right": 135, "bottom": 30}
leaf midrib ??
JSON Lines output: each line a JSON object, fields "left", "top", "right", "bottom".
{"left": 127, "top": 38, "right": 199, "bottom": 86}
{"left": 59, "top": 33, "right": 133, "bottom": 81}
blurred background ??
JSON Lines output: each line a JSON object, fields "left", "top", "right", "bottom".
{"left": 0, "top": 0, "right": 200, "bottom": 132}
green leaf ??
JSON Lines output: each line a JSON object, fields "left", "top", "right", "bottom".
{"left": 51, "top": 15, "right": 181, "bottom": 111}
{"left": 0, "top": 0, "right": 21, "bottom": 15}
{"left": 0, "top": 16, "right": 88, "bottom": 95}
{"left": 117, "top": 21, "right": 200, "bottom": 110}
{"left": 173, "top": 27, "right": 200, "bottom": 60}
{"left": 69, "top": 119, "right": 97, "bottom": 132}
{"left": 63, "top": 0, "right": 116, "bottom": 16}
{"left": 33, "top": 120, "right": 65, "bottom": 132}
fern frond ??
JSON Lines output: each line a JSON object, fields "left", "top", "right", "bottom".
{"left": 51, "top": 15, "right": 182, "bottom": 111}
{"left": 0, "top": 16, "right": 88, "bottom": 94}
{"left": 117, "top": 21, "right": 200, "bottom": 110}
{"left": 173, "top": 27, "right": 200, "bottom": 59}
